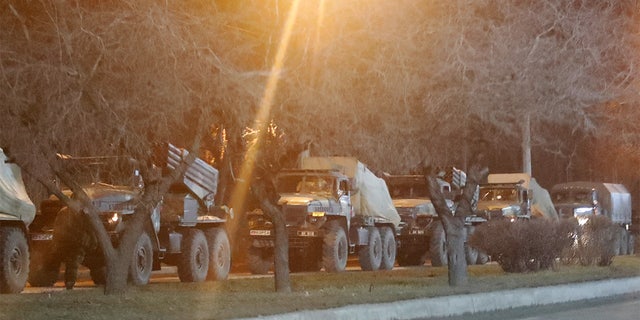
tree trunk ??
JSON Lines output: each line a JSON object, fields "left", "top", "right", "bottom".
{"left": 441, "top": 215, "right": 467, "bottom": 286}
{"left": 269, "top": 203, "right": 291, "bottom": 293}
{"left": 256, "top": 182, "right": 291, "bottom": 293}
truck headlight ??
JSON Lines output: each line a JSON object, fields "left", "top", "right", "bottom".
{"left": 109, "top": 212, "right": 119, "bottom": 224}
{"left": 501, "top": 207, "right": 516, "bottom": 217}
{"left": 577, "top": 216, "right": 589, "bottom": 226}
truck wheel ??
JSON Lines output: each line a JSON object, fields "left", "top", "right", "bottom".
{"left": 465, "top": 244, "right": 479, "bottom": 265}
{"left": 322, "top": 220, "right": 348, "bottom": 273}
{"left": 476, "top": 252, "right": 490, "bottom": 265}
{"left": 0, "top": 227, "right": 30, "bottom": 293}
{"left": 247, "top": 246, "right": 273, "bottom": 275}
{"left": 178, "top": 229, "right": 209, "bottom": 282}
{"left": 358, "top": 227, "right": 382, "bottom": 271}
{"left": 430, "top": 222, "right": 448, "bottom": 267}
{"left": 464, "top": 226, "right": 478, "bottom": 265}
{"left": 129, "top": 232, "right": 153, "bottom": 286}
{"left": 205, "top": 227, "right": 231, "bottom": 281}
{"left": 27, "top": 242, "right": 59, "bottom": 287}
{"left": 379, "top": 226, "right": 396, "bottom": 270}
{"left": 619, "top": 229, "right": 629, "bottom": 255}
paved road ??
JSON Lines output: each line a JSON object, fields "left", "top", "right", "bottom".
{"left": 424, "top": 293, "right": 640, "bottom": 320}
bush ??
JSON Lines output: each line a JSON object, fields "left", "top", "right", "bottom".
{"left": 469, "top": 219, "right": 574, "bottom": 273}
{"left": 562, "top": 215, "right": 618, "bottom": 266}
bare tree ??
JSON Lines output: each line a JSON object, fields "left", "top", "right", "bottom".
{"left": 0, "top": 1, "right": 258, "bottom": 294}
{"left": 426, "top": 163, "right": 488, "bottom": 286}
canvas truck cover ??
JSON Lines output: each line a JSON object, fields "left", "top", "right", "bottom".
{"left": 529, "top": 178, "right": 558, "bottom": 220}
{"left": 300, "top": 157, "right": 400, "bottom": 227}
{"left": 0, "top": 148, "right": 36, "bottom": 225}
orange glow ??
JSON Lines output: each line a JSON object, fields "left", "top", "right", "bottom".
{"left": 229, "top": 1, "right": 302, "bottom": 221}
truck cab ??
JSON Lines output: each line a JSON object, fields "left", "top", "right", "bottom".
{"left": 247, "top": 169, "right": 352, "bottom": 273}
{"left": 476, "top": 183, "right": 532, "bottom": 221}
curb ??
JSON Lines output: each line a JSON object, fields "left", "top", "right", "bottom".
{"left": 242, "top": 276, "right": 640, "bottom": 320}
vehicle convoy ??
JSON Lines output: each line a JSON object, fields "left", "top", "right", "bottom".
{"left": 246, "top": 157, "right": 400, "bottom": 274}
{"left": 551, "top": 181, "right": 634, "bottom": 255}
{"left": 28, "top": 144, "right": 231, "bottom": 287}
{"left": 0, "top": 148, "right": 35, "bottom": 293}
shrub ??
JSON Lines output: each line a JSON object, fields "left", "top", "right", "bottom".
{"left": 469, "top": 219, "right": 574, "bottom": 273}
{"left": 562, "top": 215, "right": 618, "bottom": 266}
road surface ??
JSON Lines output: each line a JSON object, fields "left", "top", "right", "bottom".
{"left": 424, "top": 293, "right": 640, "bottom": 320}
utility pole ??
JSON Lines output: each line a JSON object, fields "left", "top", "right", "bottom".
{"left": 523, "top": 113, "right": 532, "bottom": 175}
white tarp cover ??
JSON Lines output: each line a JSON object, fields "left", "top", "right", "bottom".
{"left": 530, "top": 178, "right": 558, "bottom": 220}
{"left": 0, "top": 148, "right": 36, "bottom": 225}
{"left": 603, "top": 183, "right": 632, "bottom": 224}
{"left": 301, "top": 157, "right": 401, "bottom": 227}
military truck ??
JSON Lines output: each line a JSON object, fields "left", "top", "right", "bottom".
{"left": 472, "top": 173, "right": 558, "bottom": 222}
{"left": 551, "top": 181, "right": 634, "bottom": 255}
{"left": 28, "top": 144, "right": 231, "bottom": 286}
{"left": 0, "top": 148, "right": 35, "bottom": 293}
{"left": 247, "top": 157, "right": 400, "bottom": 273}
{"left": 383, "top": 174, "right": 448, "bottom": 266}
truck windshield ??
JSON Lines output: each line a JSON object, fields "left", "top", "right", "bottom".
{"left": 553, "top": 190, "right": 591, "bottom": 203}
{"left": 60, "top": 156, "right": 140, "bottom": 187}
{"left": 277, "top": 175, "right": 334, "bottom": 195}
{"left": 480, "top": 187, "right": 517, "bottom": 201}
{"left": 388, "top": 183, "right": 429, "bottom": 199}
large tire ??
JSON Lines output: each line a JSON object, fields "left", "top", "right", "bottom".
{"left": 322, "top": 220, "right": 348, "bottom": 273}
{"left": 476, "top": 252, "right": 490, "bottom": 265}
{"left": 379, "top": 226, "right": 396, "bottom": 270}
{"left": 465, "top": 245, "right": 479, "bottom": 265}
{"left": 464, "top": 226, "right": 479, "bottom": 265}
{"left": 27, "top": 242, "right": 59, "bottom": 287}
{"left": 129, "top": 232, "right": 153, "bottom": 286}
{"left": 205, "top": 227, "right": 231, "bottom": 281}
{"left": 178, "top": 229, "right": 209, "bottom": 283}
{"left": 619, "top": 229, "right": 629, "bottom": 256}
{"left": 0, "top": 227, "right": 30, "bottom": 294}
{"left": 247, "top": 246, "right": 273, "bottom": 275}
{"left": 358, "top": 227, "right": 382, "bottom": 271}
{"left": 430, "top": 222, "right": 448, "bottom": 267}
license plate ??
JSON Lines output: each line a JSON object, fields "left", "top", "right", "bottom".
{"left": 31, "top": 233, "right": 53, "bottom": 241}
{"left": 250, "top": 230, "right": 271, "bottom": 236}
{"left": 410, "top": 230, "right": 425, "bottom": 235}
{"left": 297, "top": 231, "right": 317, "bottom": 237}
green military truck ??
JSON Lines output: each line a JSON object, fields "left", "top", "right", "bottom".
{"left": 247, "top": 157, "right": 400, "bottom": 273}
{"left": 27, "top": 144, "right": 231, "bottom": 287}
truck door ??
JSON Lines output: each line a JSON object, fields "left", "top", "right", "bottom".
{"left": 338, "top": 179, "right": 351, "bottom": 229}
